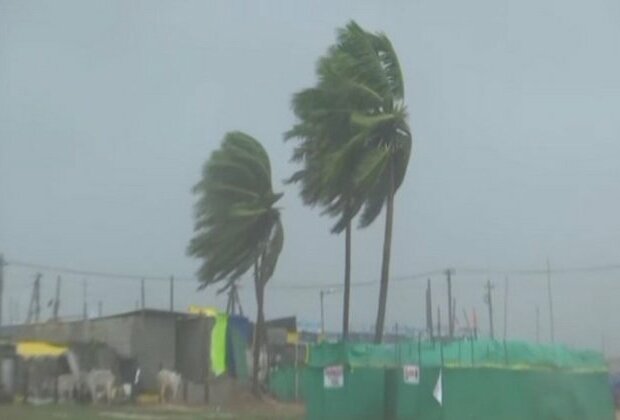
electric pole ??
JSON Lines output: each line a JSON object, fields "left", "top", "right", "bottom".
{"left": 8, "top": 299, "right": 14, "bottom": 325}
{"left": 462, "top": 309, "right": 471, "bottom": 336}
{"left": 98, "top": 301, "right": 103, "bottom": 318}
{"left": 53, "top": 276, "right": 61, "bottom": 321}
{"left": 472, "top": 307, "right": 478, "bottom": 339}
{"left": 426, "top": 278, "right": 433, "bottom": 339}
{"left": 169, "top": 275, "right": 174, "bottom": 312}
{"left": 503, "top": 277, "right": 509, "bottom": 341}
{"left": 0, "top": 254, "right": 4, "bottom": 327}
{"left": 26, "top": 273, "right": 42, "bottom": 324}
{"left": 82, "top": 279, "right": 88, "bottom": 320}
{"left": 226, "top": 282, "right": 243, "bottom": 316}
{"left": 446, "top": 269, "right": 454, "bottom": 338}
{"left": 452, "top": 298, "right": 457, "bottom": 335}
{"left": 484, "top": 279, "right": 495, "bottom": 339}
{"left": 140, "top": 278, "right": 145, "bottom": 310}
{"left": 535, "top": 305, "right": 540, "bottom": 344}
{"left": 546, "top": 258, "right": 555, "bottom": 344}
{"left": 320, "top": 290, "right": 325, "bottom": 335}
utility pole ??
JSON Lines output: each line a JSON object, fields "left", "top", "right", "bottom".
{"left": 169, "top": 276, "right": 174, "bottom": 312}
{"left": 472, "top": 307, "right": 478, "bottom": 339}
{"left": 319, "top": 289, "right": 337, "bottom": 337}
{"left": 98, "top": 301, "right": 103, "bottom": 318}
{"left": 82, "top": 279, "right": 88, "bottom": 320}
{"left": 53, "top": 276, "right": 61, "bottom": 321}
{"left": 226, "top": 284, "right": 235, "bottom": 315}
{"left": 546, "top": 258, "right": 555, "bottom": 344}
{"left": 26, "top": 273, "right": 42, "bottom": 324}
{"left": 503, "top": 277, "right": 509, "bottom": 341}
{"left": 226, "top": 282, "right": 244, "bottom": 316}
{"left": 235, "top": 284, "right": 243, "bottom": 316}
{"left": 535, "top": 305, "right": 540, "bottom": 344}
{"left": 484, "top": 280, "right": 495, "bottom": 339}
{"left": 140, "top": 278, "right": 145, "bottom": 310}
{"left": 436, "top": 306, "right": 441, "bottom": 338}
{"left": 452, "top": 298, "right": 457, "bottom": 335}
{"left": 13, "top": 299, "right": 19, "bottom": 325}
{"left": 0, "top": 254, "right": 4, "bottom": 327}
{"left": 426, "top": 279, "right": 433, "bottom": 339}
{"left": 8, "top": 299, "right": 13, "bottom": 325}
{"left": 34, "top": 273, "right": 41, "bottom": 323}
{"left": 320, "top": 290, "right": 325, "bottom": 335}
{"left": 462, "top": 309, "right": 471, "bottom": 337}
{"left": 446, "top": 269, "right": 454, "bottom": 338}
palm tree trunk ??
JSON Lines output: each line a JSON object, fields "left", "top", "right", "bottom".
{"left": 374, "top": 162, "right": 395, "bottom": 343}
{"left": 252, "top": 259, "right": 266, "bottom": 396}
{"left": 342, "top": 219, "right": 352, "bottom": 340}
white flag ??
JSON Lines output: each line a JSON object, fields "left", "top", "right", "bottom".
{"left": 433, "top": 370, "right": 443, "bottom": 406}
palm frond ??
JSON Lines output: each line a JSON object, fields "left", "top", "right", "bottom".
{"left": 188, "top": 131, "right": 284, "bottom": 289}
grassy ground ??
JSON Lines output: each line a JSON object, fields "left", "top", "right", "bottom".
{"left": 0, "top": 402, "right": 305, "bottom": 420}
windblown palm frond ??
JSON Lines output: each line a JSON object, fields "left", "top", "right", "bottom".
{"left": 188, "top": 131, "right": 284, "bottom": 292}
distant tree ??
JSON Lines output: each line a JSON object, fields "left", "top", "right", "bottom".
{"left": 188, "top": 131, "right": 284, "bottom": 394}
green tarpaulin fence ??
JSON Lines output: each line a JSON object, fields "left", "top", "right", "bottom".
{"left": 270, "top": 339, "right": 614, "bottom": 420}
{"left": 269, "top": 366, "right": 309, "bottom": 401}
{"left": 387, "top": 367, "right": 613, "bottom": 420}
{"left": 307, "top": 339, "right": 607, "bottom": 371}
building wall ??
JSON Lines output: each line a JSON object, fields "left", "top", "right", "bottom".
{"left": 175, "top": 317, "right": 212, "bottom": 384}
{"left": 0, "top": 311, "right": 184, "bottom": 392}
{"left": 130, "top": 313, "right": 177, "bottom": 390}
{"left": 87, "top": 316, "right": 134, "bottom": 357}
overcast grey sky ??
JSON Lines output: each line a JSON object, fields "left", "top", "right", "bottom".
{"left": 1, "top": 0, "right": 619, "bottom": 353}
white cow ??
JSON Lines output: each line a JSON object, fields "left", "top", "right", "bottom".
{"left": 57, "top": 373, "right": 79, "bottom": 402}
{"left": 157, "top": 369, "right": 182, "bottom": 403}
{"left": 86, "top": 369, "right": 115, "bottom": 404}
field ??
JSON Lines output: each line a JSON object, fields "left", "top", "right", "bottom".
{"left": 0, "top": 402, "right": 305, "bottom": 420}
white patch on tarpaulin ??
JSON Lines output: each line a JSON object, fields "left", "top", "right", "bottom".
{"left": 323, "top": 365, "right": 344, "bottom": 388}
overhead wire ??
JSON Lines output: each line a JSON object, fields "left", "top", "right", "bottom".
{"left": 6, "top": 258, "right": 620, "bottom": 292}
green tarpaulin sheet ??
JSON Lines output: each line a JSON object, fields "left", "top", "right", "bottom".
{"left": 294, "top": 340, "right": 614, "bottom": 420}
{"left": 307, "top": 339, "right": 607, "bottom": 371}
{"left": 210, "top": 314, "right": 228, "bottom": 376}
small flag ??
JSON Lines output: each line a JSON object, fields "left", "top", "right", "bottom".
{"left": 433, "top": 370, "right": 443, "bottom": 406}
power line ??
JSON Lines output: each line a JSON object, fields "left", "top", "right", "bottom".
{"left": 455, "top": 264, "right": 620, "bottom": 276}
{"left": 270, "top": 280, "right": 375, "bottom": 290}
{"left": 6, "top": 260, "right": 194, "bottom": 283}
{"left": 6, "top": 258, "right": 620, "bottom": 294}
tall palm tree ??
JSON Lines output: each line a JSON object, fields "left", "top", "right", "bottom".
{"left": 188, "top": 131, "right": 284, "bottom": 394}
{"left": 334, "top": 22, "right": 412, "bottom": 343}
{"left": 286, "top": 70, "right": 365, "bottom": 340}
{"left": 291, "top": 21, "right": 411, "bottom": 343}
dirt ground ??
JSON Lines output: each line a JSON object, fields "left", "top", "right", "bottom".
{"left": 0, "top": 398, "right": 304, "bottom": 420}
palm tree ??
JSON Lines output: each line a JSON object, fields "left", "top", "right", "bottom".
{"left": 286, "top": 72, "right": 365, "bottom": 341}
{"left": 188, "top": 131, "right": 284, "bottom": 394}
{"left": 291, "top": 21, "right": 411, "bottom": 343}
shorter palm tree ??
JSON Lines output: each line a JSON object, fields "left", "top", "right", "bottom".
{"left": 188, "top": 131, "right": 284, "bottom": 394}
